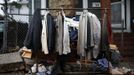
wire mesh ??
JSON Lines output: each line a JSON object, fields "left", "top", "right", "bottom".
{"left": 0, "top": 21, "right": 28, "bottom": 54}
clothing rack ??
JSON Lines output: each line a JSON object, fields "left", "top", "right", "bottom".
{"left": 40, "top": 8, "right": 109, "bottom": 10}
{"left": 24, "top": 8, "right": 111, "bottom": 74}
{"left": 8, "top": 8, "right": 109, "bottom": 16}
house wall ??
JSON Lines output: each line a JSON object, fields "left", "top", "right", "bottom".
{"left": 34, "top": 0, "right": 41, "bottom": 10}
{"left": 111, "top": 0, "right": 131, "bottom": 32}
{"left": 126, "top": 0, "right": 130, "bottom": 32}
{"left": 130, "top": 0, "right": 134, "bottom": 32}
{"left": 8, "top": 0, "right": 29, "bottom": 23}
{"left": 49, "top": 0, "right": 76, "bottom": 17}
{"left": 12, "top": 5, "right": 29, "bottom": 23}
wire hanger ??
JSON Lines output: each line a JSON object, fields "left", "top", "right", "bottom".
{"left": 60, "top": 7, "right": 66, "bottom": 18}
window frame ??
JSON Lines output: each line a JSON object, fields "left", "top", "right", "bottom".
{"left": 111, "top": 0, "right": 126, "bottom": 29}
{"left": 111, "top": 1, "right": 122, "bottom": 28}
{"left": 76, "top": 0, "right": 88, "bottom": 16}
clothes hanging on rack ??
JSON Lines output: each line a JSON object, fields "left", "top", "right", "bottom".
{"left": 23, "top": 8, "right": 108, "bottom": 60}
{"left": 41, "top": 12, "right": 49, "bottom": 54}
{"left": 64, "top": 17, "right": 79, "bottom": 29}
{"left": 98, "top": 12, "right": 110, "bottom": 59}
{"left": 23, "top": 9, "right": 56, "bottom": 55}
{"left": 69, "top": 27, "right": 78, "bottom": 42}
{"left": 41, "top": 12, "right": 55, "bottom": 54}
{"left": 64, "top": 17, "right": 79, "bottom": 42}
{"left": 77, "top": 11, "right": 88, "bottom": 58}
{"left": 91, "top": 13, "right": 101, "bottom": 58}
{"left": 22, "top": 8, "right": 112, "bottom": 74}
{"left": 46, "top": 13, "right": 56, "bottom": 53}
{"left": 23, "top": 9, "right": 42, "bottom": 52}
{"left": 55, "top": 12, "right": 71, "bottom": 55}
{"left": 77, "top": 11, "right": 101, "bottom": 59}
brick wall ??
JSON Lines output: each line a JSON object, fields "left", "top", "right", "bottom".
{"left": 49, "top": 0, "right": 76, "bottom": 17}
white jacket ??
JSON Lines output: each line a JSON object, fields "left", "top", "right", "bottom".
{"left": 88, "top": 13, "right": 101, "bottom": 58}
{"left": 77, "top": 11, "right": 101, "bottom": 59}
{"left": 77, "top": 11, "right": 88, "bottom": 57}
{"left": 63, "top": 18, "right": 71, "bottom": 54}
{"left": 62, "top": 12, "right": 71, "bottom": 55}
{"left": 41, "top": 12, "right": 49, "bottom": 54}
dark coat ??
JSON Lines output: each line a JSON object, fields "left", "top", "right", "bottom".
{"left": 87, "top": 15, "right": 91, "bottom": 49}
{"left": 46, "top": 13, "right": 55, "bottom": 52}
{"left": 24, "top": 9, "right": 42, "bottom": 52}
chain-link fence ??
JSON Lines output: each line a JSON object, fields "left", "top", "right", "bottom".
{"left": 0, "top": 21, "right": 28, "bottom": 54}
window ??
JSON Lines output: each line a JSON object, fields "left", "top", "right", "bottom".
{"left": 46, "top": 0, "right": 49, "bottom": 8}
{"left": 88, "top": 0, "right": 101, "bottom": 19}
{"left": 111, "top": 2, "right": 121, "bottom": 24}
{"left": 34, "top": 0, "right": 41, "bottom": 9}
{"left": 111, "top": 0, "right": 124, "bottom": 29}
{"left": 75, "top": 0, "right": 84, "bottom": 20}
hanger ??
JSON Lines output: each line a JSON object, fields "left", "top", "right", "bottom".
{"left": 60, "top": 7, "right": 66, "bottom": 18}
{"left": 60, "top": 7, "right": 63, "bottom": 12}
{"left": 83, "top": 8, "right": 88, "bottom": 14}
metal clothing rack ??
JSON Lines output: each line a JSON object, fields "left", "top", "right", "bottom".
{"left": 40, "top": 8, "right": 109, "bottom": 10}
{"left": 7, "top": 8, "right": 109, "bottom": 16}
{"left": 33, "top": 7, "right": 110, "bottom": 74}
{"left": 3, "top": 7, "right": 110, "bottom": 74}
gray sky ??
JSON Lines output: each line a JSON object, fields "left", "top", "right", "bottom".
{"left": 0, "top": 0, "right": 17, "bottom": 15}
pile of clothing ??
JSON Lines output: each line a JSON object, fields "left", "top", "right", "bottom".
{"left": 30, "top": 63, "right": 55, "bottom": 75}
{"left": 111, "top": 67, "right": 132, "bottom": 75}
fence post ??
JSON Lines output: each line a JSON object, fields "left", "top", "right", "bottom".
{"left": 2, "top": 0, "right": 8, "bottom": 53}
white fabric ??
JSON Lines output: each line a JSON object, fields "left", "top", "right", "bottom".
{"left": 77, "top": 11, "right": 101, "bottom": 59}
{"left": 64, "top": 17, "right": 79, "bottom": 29}
{"left": 55, "top": 12, "right": 63, "bottom": 55}
{"left": 55, "top": 12, "right": 71, "bottom": 55}
{"left": 41, "top": 12, "right": 49, "bottom": 54}
{"left": 38, "top": 64, "right": 47, "bottom": 72}
{"left": 77, "top": 11, "right": 88, "bottom": 56}
{"left": 31, "top": 64, "right": 37, "bottom": 73}
{"left": 31, "top": 64, "right": 47, "bottom": 73}
{"left": 62, "top": 12, "right": 71, "bottom": 54}
{"left": 91, "top": 13, "right": 101, "bottom": 58}
{"left": 88, "top": 12, "right": 94, "bottom": 47}
{"left": 87, "top": 12, "right": 101, "bottom": 58}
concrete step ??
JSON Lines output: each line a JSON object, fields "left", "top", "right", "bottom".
{"left": 0, "top": 52, "right": 25, "bottom": 72}
{"left": 58, "top": 72, "right": 108, "bottom": 75}
{"left": 0, "top": 52, "right": 23, "bottom": 65}
{"left": 25, "top": 72, "right": 107, "bottom": 75}
{"left": 0, "top": 71, "right": 24, "bottom": 75}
